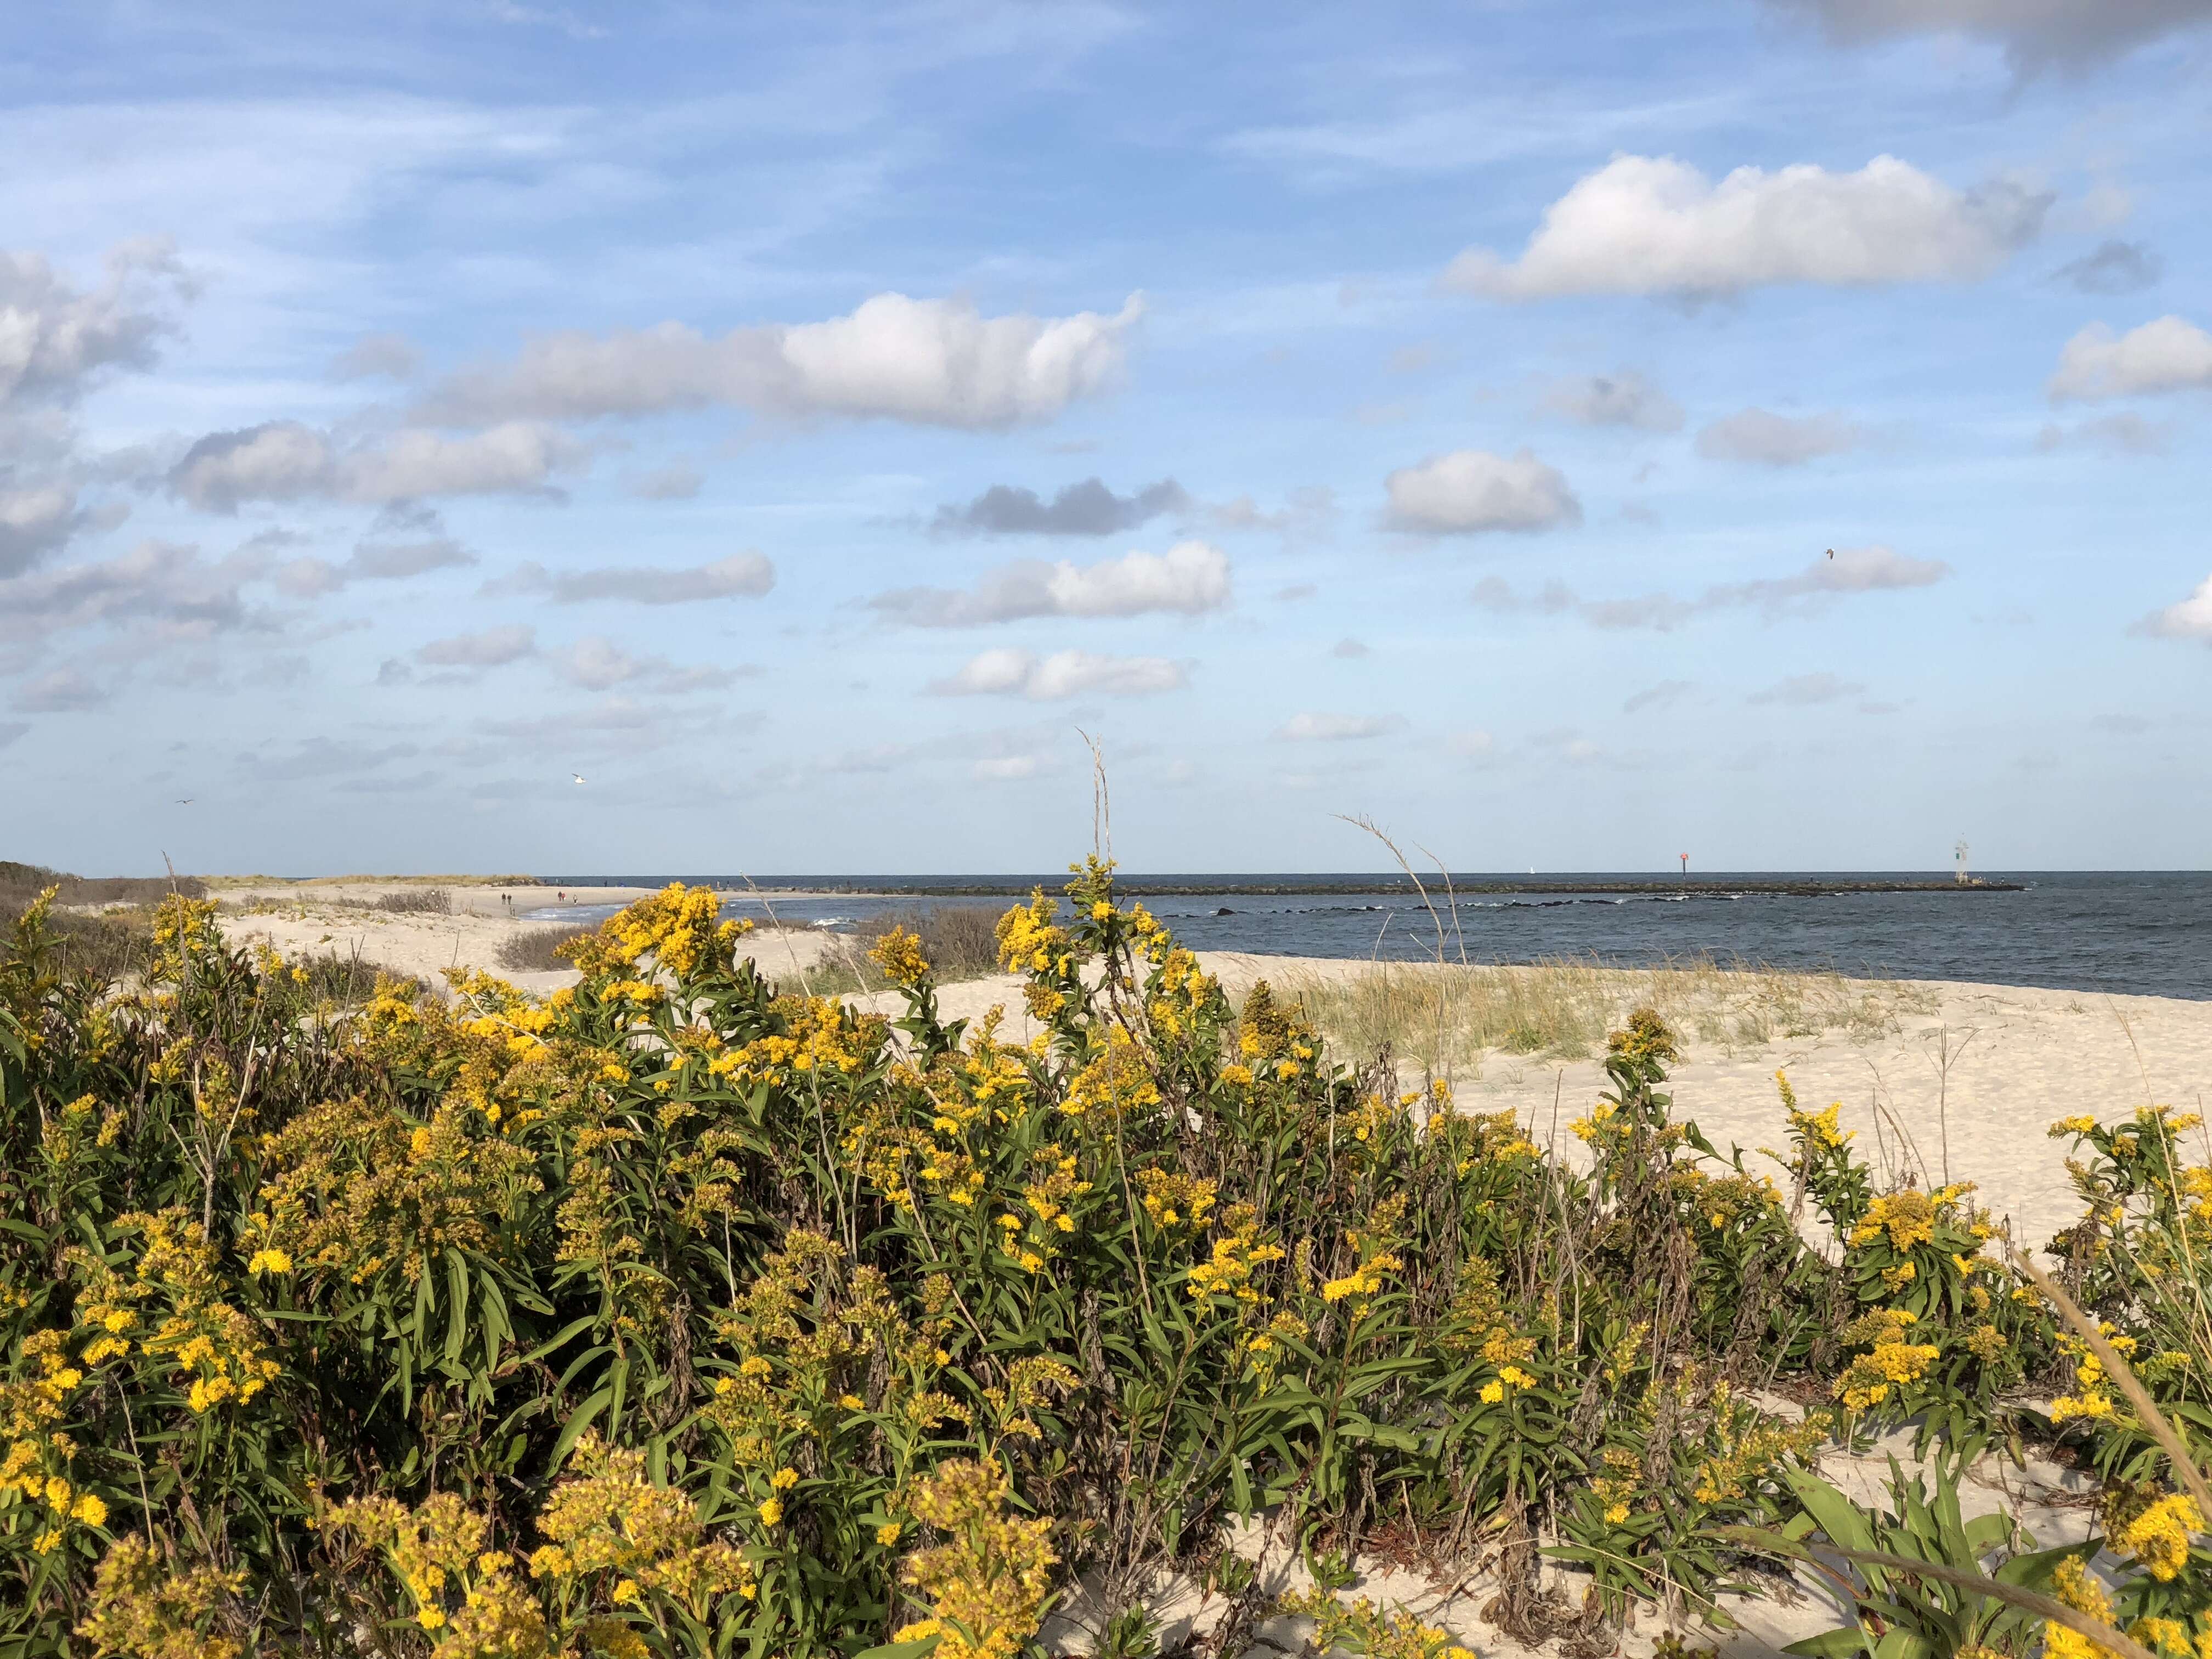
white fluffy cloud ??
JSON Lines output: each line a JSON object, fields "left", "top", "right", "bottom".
{"left": 2134, "top": 574, "right": 2212, "bottom": 642}
{"left": 1696, "top": 408, "right": 1863, "bottom": 465}
{"left": 1384, "top": 449, "right": 1579, "bottom": 535}
{"left": 1445, "top": 155, "right": 2047, "bottom": 301}
{"left": 0, "top": 538, "right": 266, "bottom": 645}
{"left": 552, "top": 636, "right": 743, "bottom": 694}
{"left": 1273, "top": 712, "right": 1402, "bottom": 741}
{"left": 1, "top": 240, "right": 185, "bottom": 412}
{"left": 503, "top": 552, "right": 776, "bottom": 604}
{"left": 168, "top": 420, "right": 586, "bottom": 510}
{"left": 1766, "top": 0, "right": 2212, "bottom": 70}
{"left": 1539, "top": 371, "right": 1685, "bottom": 432}
{"left": 0, "top": 485, "right": 84, "bottom": 578}
{"left": 930, "top": 648, "right": 1188, "bottom": 699}
{"left": 274, "top": 514, "right": 474, "bottom": 597}
{"left": 2048, "top": 316, "right": 2212, "bottom": 400}
{"left": 872, "top": 540, "right": 1231, "bottom": 627}
{"left": 424, "top": 292, "right": 1144, "bottom": 430}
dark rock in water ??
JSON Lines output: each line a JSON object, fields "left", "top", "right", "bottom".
{"left": 1214, "top": 906, "right": 1235, "bottom": 916}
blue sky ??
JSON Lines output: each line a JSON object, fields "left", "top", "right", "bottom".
{"left": 3, "top": 0, "right": 2209, "bottom": 876}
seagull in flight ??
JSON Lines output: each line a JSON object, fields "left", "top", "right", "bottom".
{"left": 176, "top": 798, "right": 193, "bottom": 805}
{"left": 572, "top": 773, "right": 587, "bottom": 785}
{"left": 1825, "top": 548, "right": 1835, "bottom": 559}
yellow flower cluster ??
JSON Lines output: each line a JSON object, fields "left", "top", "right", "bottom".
{"left": 867, "top": 926, "right": 932, "bottom": 988}
{"left": 995, "top": 891, "right": 1072, "bottom": 977}
{"left": 1136, "top": 1167, "right": 1217, "bottom": 1231}
{"left": 1277, "top": 1588, "right": 1476, "bottom": 1659}
{"left": 2045, "top": 1555, "right": 2123, "bottom": 1659}
{"left": 532, "top": 1434, "right": 756, "bottom": 1617}
{"left": 1833, "top": 1308, "right": 1938, "bottom": 1411}
{"left": 1321, "top": 1221, "right": 1404, "bottom": 1310}
{"left": 566, "top": 882, "right": 748, "bottom": 981}
{"left": 2052, "top": 1323, "right": 2138, "bottom": 1425}
{"left": 1850, "top": 1189, "right": 1938, "bottom": 1252}
{"left": 78, "top": 1537, "right": 252, "bottom": 1659}
{"left": 1184, "top": 1205, "right": 1286, "bottom": 1303}
{"left": 894, "top": 1459, "right": 1059, "bottom": 1659}
{"left": 1059, "top": 1026, "right": 1161, "bottom": 1122}
{"left": 708, "top": 995, "right": 884, "bottom": 1090}
{"left": 2114, "top": 1492, "right": 2204, "bottom": 1582}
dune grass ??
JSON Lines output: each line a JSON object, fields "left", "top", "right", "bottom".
{"left": 495, "top": 924, "right": 599, "bottom": 973}
{"left": 1282, "top": 953, "right": 1941, "bottom": 1080}
{"left": 794, "top": 904, "right": 1007, "bottom": 996}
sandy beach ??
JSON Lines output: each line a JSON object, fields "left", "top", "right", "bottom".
{"left": 210, "top": 882, "right": 2212, "bottom": 1261}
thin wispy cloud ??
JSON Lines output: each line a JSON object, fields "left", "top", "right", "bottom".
{"left": 1472, "top": 546, "right": 1948, "bottom": 631}
{"left": 871, "top": 540, "right": 1231, "bottom": 627}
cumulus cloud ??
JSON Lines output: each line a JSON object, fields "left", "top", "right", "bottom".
{"left": 871, "top": 539, "right": 1231, "bottom": 627}
{"left": 0, "top": 484, "right": 89, "bottom": 579}
{"left": 421, "top": 292, "right": 1145, "bottom": 430}
{"left": 1472, "top": 545, "right": 1949, "bottom": 631}
{"left": 0, "top": 538, "right": 269, "bottom": 644}
{"left": 1764, "top": 0, "right": 2212, "bottom": 71}
{"left": 502, "top": 552, "right": 775, "bottom": 604}
{"left": 929, "top": 647, "right": 1188, "bottom": 699}
{"left": 330, "top": 332, "right": 421, "bottom": 381}
{"left": 1384, "top": 449, "right": 1579, "bottom": 536}
{"left": 1444, "top": 155, "right": 2048, "bottom": 301}
{"left": 2048, "top": 316, "right": 2212, "bottom": 400}
{"left": 168, "top": 420, "right": 588, "bottom": 511}
{"left": 1696, "top": 408, "right": 1863, "bottom": 465}
{"left": 415, "top": 624, "right": 536, "bottom": 668}
{"left": 1, "top": 240, "right": 188, "bottom": 413}
{"left": 2053, "top": 240, "right": 2163, "bottom": 294}
{"left": 274, "top": 512, "right": 475, "bottom": 597}
{"left": 1539, "top": 371, "right": 1685, "bottom": 432}
{"left": 553, "top": 636, "right": 745, "bottom": 694}
{"left": 11, "top": 667, "right": 109, "bottom": 712}
{"left": 931, "top": 476, "right": 1190, "bottom": 537}
{"left": 1748, "top": 672, "right": 1867, "bottom": 706}
{"left": 1273, "top": 712, "right": 1403, "bottom": 741}
{"left": 2133, "top": 574, "right": 2212, "bottom": 642}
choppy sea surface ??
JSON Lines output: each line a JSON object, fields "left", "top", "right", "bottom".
{"left": 527, "top": 872, "right": 2212, "bottom": 1002}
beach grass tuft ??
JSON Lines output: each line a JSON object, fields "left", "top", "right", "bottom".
{"left": 1282, "top": 953, "right": 1940, "bottom": 1077}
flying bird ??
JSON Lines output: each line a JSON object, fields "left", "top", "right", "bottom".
{"left": 572, "top": 774, "right": 586, "bottom": 785}
{"left": 176, "top": 798, "right": 193, "bottom": 805}
{"left": 1825, "top": 548, "right": 1835, "bottom": 559}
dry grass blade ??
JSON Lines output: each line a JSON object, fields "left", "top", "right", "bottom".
{"left": 1716, "top": 1526, "right": 2162, "bottom": 1659}
{"left": 2010, "top": 1247, "right": 2212, "bottom": 1523}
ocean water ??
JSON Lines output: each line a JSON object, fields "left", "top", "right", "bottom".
{"left": 527, "top": 871, "right": 2212, "bottom": 1002}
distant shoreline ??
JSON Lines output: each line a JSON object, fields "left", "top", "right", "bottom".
{"left": 549, "top": 877, "right": 2026, "bottom": 899}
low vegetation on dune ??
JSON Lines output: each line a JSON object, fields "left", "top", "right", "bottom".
{"left": 1284, "top": 956, "right": 1942, "bottom": 1078}
{"left": 498, "top": 925, "right": 602, "bottom": 974}
{"left": 798, "top": 905, "right": 1008, "bottom": 997}
{"left": 3, "top": 862, "right": 2211, "bottom": 1659}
